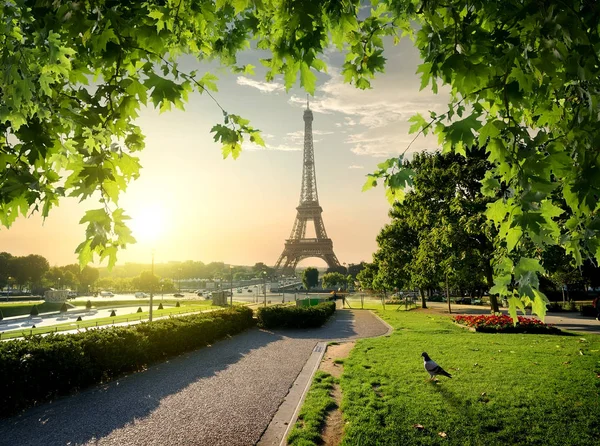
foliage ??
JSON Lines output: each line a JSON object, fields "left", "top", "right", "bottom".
{"left": 302, "top": 267, "right": 319, "bottom": 291}
{"left": 372, "top": 149, "right": 499, "bottom": 310}
{"left": 109, "top": 310, "right": 116, "bottom": 317}
{"left": 29, "top": 305, "right": 38, "bottom": 317}
{"left": 132, "top": 270, "right": 160, "bottom": 293}
{"left": 157, "top": 303, "right": 164, "bottom": 310}
{"left": 338, "top": 310, "right": 600, "bottom": 445}
{"left": 322, "top": 272, "right": 348, "bottom": 290}
{"left": 356, "top": 262, "right": 379, "bottom": 291}
{"left": 137, "top": 307, "right": 142, "bottom": 313}
{"left": 454, "top": 314, "right": 561, "bottom": 334}
{"left": 2, "top": 1, "right": 598, "bottom": 323}
{"left": 85, "top": 300, "right": 92, "bottom": 310}
{"left": 363, "top": 1, "right": 600, "bottom": 320}
{"left": 59, "top": 302, "right": 68, "bottom": 314}
{"left": 256, "top": 302, "right": 335, "bottom": 329}
{"left": 0, "top": 252, "right": 49, "bottom": 291}
{"left": 0, "top": 307, "right": 254, "bottom": 417}
{"left": 287, "top": 371, "right": 337, "bottom": 446}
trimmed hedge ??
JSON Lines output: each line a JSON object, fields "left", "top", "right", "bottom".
{"left": 0, "top": 307, "right": 254, "bottom": 417}
{"left": 257, "top": 302, "right": 336, "bottom": 329}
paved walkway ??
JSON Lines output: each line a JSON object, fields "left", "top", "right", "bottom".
{"left": 0, "top": 309, "right": 389, "bottom": 446}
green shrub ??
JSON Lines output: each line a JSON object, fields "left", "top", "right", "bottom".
{"left": 29, "top": 306, "right": 39, "bottom": 317}
{"left": 109, "top": 310, "right": 116, "bottom": 317}
{"left": 137, "top": 307, "right": 143, "bottom": 313}
{"left": 76, "top": 316, "right": 82, "bottom": 322}
{"left": 60, "top": 303, "right": 68, "bottom": 314}
{"left": 85, "top": 300, "right": 92, "bottom": 310}
{"left": 0, "top": 307, "right": 254, "bottom": 417}
{"left": 257, "top": 302, "right": 336, "bottom": 329}
{"left": 175, "top": 301, "right": 181, "bottom": 307}
{"left": 157, "top": 303, "right": 164, "bottom": 310}
{"left": 0, "top": 309, "right": 3, "bottom": 320}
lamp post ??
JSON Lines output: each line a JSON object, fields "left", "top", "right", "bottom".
{"left": 262, "top": 271, "right": 267, "bottom": 307}
{"left": 230, "top": 265, "right": 234, "bottom": 307}
{"left": 149, "top": 250, "right": 155, "bottom": 322}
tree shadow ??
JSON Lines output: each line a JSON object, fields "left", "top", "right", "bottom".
{"left": 265, "top": 309, "right": 386, "bottom": 341}
{"left": 0, "top": 309, "right": 385, "bottom": 445}
{"left": 0, "top": 328, "right": 284, "bottom": 446}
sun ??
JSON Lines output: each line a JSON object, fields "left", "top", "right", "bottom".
{"left": 129, "top": 205, "right": 167, "bottom": 245}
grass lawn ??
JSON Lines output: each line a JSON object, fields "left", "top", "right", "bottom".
{"left": 287, "top": 371, "right": 337, "bottom": 445}
{"left": 0, "top": 302, "right": 223, "bottom": 339}
{"left": 0, "top": 301, "right": 62, "bottom": 317}
{"left": 293, "top": 309, "right": 600, "bottom": 445}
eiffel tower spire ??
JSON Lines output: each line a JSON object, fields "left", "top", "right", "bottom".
{"left": 274, "top": 102, "right": 342, "bottom": 274}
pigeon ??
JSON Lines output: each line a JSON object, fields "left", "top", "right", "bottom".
{"left": 422, "top": 352, "right": 452, "bottom": 380}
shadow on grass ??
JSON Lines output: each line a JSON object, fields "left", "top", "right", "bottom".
{"left": 0, "top": 309, "right": 377, "bottom": 445}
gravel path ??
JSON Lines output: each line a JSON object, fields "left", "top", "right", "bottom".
{"left": 0, "top": 309, "right": 388, "bottom": 446}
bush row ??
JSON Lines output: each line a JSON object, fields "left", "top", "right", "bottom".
{"left": 0, "top": 306, "right": 254, "bottom": 417}
{"left": 257, "top": 302, "right": 336, "bottom": 329}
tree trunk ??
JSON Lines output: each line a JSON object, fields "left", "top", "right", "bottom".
{"left": 419, "top": 288, "right": 427, "bottom": 309}
{"left": 484, "top": 260, "right": 500, "bottom": 313}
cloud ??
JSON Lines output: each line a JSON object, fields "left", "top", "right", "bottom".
{"left": 236, "top": 76, "right": 284, "bottom": 93}
{"left": 243, "top": 141, "right": 301, "bottom": 152}
{"left": 286, "top": 41, "right": 450, "bottom": 157}
{"left": 348, "top": 165, "right": 364, "bottom": 169}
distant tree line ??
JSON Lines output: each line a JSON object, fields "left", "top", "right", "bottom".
{"left": 0, "top": 252, "right": 99, "bottom": 293}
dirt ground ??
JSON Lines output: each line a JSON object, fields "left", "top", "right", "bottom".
{"left": 318, "top": 342, "right": 354, "bottom": 446}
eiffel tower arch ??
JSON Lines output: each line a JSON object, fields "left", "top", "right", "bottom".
{"left": 274, "top": 99, "right": 342, "bottom": 275}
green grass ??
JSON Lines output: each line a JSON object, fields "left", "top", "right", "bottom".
{"left": 337, "top": 310, "right": 600, "bottom": 445}
{"left": 287, "top": 371, "right": 337, "bottom": 446}
{"left": 0, "top": 301, "right": 63, "bottom": 317}
{"left": 0, "top": 303, "right": 221, "bottom": 339}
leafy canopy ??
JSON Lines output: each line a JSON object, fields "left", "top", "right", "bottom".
{"left": 1, "top": 1, "right": 599, "bottom": 320}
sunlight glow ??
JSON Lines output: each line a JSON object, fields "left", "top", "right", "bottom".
{"left": 129, "top": 204, "right": 167, "bottom": 246}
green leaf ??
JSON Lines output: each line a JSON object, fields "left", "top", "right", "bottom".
{"left": 408, "top": 113, "right": 428, "bottom": 134}
{"left": 199, "top": 72, "right": 219, "bottom": 92}
{"left": 300, "top": 62, "right": 317, "bottom": 94}
{"left": 362, "top": 175, "right": 378, "bottom": 192}
{"left": 506, "top": 226, "right": 523, "bottom": 252}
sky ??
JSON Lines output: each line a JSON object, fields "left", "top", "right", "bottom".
{"left": 0, "top": 38, "right": 448, "bottom": 268}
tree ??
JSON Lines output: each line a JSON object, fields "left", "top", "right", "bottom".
{"left": 79, "top": 266, "right": 100, "bottom": 292}
{"left": 44, "top": 267, "right": 65, "bottom": 289}
{"left": 322, "top": 272, "right": 347, "bottom": 290}
{"left": 302, "top": 267, "right": 319, "bottom": 291}
{"left": 356, "top": 263, "right": 379, "bottom": 291}
{"left": 2, "top": 2, "right": 599, "bottom": 321}
{"left": 347, "top": 263, "right": 367, "bottom": 279}
{"left": 0, "top": 252, "right": 14, "bottom": 290}
{"left": 23, "top": 255, "right": 50, "bottom": 290}
{"left": 132, "top": 271, "right": 160, "bottom": 293}
{"left": 373, "top": 148, "right": 498, "bottom": 310}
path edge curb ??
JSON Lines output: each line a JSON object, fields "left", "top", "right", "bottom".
{"left": 259, "top": 309, "right": 394, "bottom": 445}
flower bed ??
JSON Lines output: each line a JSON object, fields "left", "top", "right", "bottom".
{"left": 454, "top": 314, "right": 561, "bottom": 334}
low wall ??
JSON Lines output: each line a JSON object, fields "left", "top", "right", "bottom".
{"left": 44, "top": 290, "right": 69, "bottom": 302}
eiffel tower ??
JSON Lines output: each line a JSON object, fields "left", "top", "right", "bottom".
{"left": 274, "top": 99, "right": 342, "bottom": 275}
